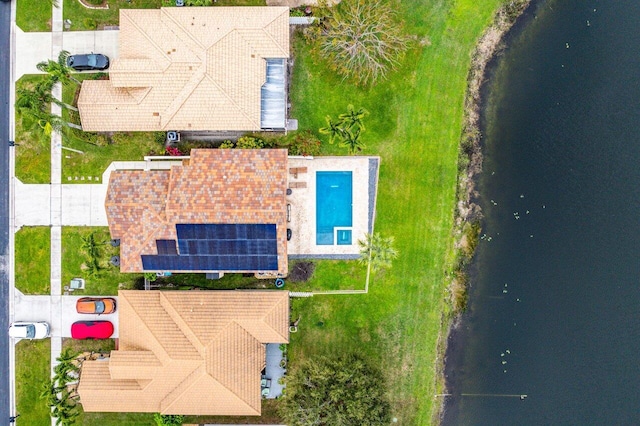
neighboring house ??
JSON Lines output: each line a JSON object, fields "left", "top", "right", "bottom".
{"left": 78, "top": 6, "right": 290, "bottom": 132}
{"left": 105, "top": 149, "right": 288, "bottom": 275}
{"left": 77, "top": 290, "right": 289, "bottom": 416}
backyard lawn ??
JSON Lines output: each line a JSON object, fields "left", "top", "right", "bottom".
{"left": 62, "top": 226, "right": 141, "bottom": 295}
{"left": 15, "top": 339, "right": 51, "bottom": 426}
{"left": 14, "top": 226, "right": 51, "bottom": 294}
{"left": 287, "top": 0, "right": 503, "bottom": 423}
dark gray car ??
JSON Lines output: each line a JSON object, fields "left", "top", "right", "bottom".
{"left": 67, "top": 53, "right": 109, "bottom": 71}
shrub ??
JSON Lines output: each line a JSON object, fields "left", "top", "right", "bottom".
{"left": 83, "top": 18, "right": 97, "bottom": 30}
{"left": 219, "top": 140, "right": 234, "bottom": 149}
{"left": 95, "top": 134, "right": 109, "bottom": 147}
{"left": 289, "top": 261, "right": 315, "bottom": 282}
{"left": 236, "top": 135, "right": 266, "bottom": 149}
{"left": 165, "top": 146, "right": 183, "bottom": 156}
{"left": 280, "top": 353, "right": 391, "bottom": 425}
{"left": 287, "top": 130, "right": 322, "bottom": 156}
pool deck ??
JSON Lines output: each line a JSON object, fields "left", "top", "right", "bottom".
{"left": 286, "top": 156, "right": 379, "bottom": 257}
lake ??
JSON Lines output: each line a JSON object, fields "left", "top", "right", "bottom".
{"left": 442, "top": 0, "right": 640, "bottom": 424}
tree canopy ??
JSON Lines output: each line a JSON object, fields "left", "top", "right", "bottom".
{"left": 279, "top": 353, "right": 391, "bottom": 426}
{"left": 358, "top": 232, "right": 398, "bottom": 272}
{"left": 318, "top": 0, "right": 409, "bottom": 86}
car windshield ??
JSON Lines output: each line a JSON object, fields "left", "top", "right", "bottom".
{"left": 94, "top": 301, "right": 105, "bottom": 314}
{"left": 24, "top": 325, "right": 35, "bottom": 339}
{"left": 87, "top": 54, "right": 97, "bottom": 67}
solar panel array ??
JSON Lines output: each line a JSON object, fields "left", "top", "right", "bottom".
{"left": 141, "top": 224, "right": 278, "bottom": 272}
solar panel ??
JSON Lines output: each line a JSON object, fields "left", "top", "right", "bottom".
{"left": 156, "top": 240, "right": 177, "bottom": 255}
{"left": 143, "top": 224, "right": 279, "bottom": 271}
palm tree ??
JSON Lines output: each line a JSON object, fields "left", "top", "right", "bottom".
{"left": 37, "top": 51, "right": 79, "bottom": 86}
{"left": 338, "top": 104, "right": 369, "bottom": 131}
{"left": 358, "top": 233, "right": 398, "bottom": 272}
{"left": 319, "top": 115, "right": 345, "bottom": 145}
{"left": 40, "top": 380, "right": 62, "bottom": 407}
{"left": 339, "top": 126, "right": 365, "bottom": 155}
{"left": 15, "top": 79, "right": 54, "bottom": 113}
{"left": 81, "top": 232, "right": 103, "bottom": 261}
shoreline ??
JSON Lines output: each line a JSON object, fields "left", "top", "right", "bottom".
{"left": 433, "top": 0, "right": 534, "bottom": 423}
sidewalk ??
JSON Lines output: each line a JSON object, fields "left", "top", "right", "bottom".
{"left": 9, "top": 1, "right": 122, "bottom": 424}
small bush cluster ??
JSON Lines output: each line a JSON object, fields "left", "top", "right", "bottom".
{"left": 165, "top": 146, "right": 183, "bottom": 156}
{"left": 289, "top": 261, "right": 315, "bottom": 282}
{"left": 286, "top": 130, "right": 322, "bottom": 156}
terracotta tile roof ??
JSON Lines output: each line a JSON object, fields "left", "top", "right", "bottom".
{"left": 105, "top": 149, "right": 288, "bottom": 274}
{"left": 78, "top": 7, "right": 289, "bottom": 132}
{"left": 77, "top": 290, "right": 289, "bottom": 415}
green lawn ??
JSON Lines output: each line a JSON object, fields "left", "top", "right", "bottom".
{"left": 61, "top": 76, "right": 166, "bottom": 181}
{"left": 16, "top": 0, "right": 52, "bottom": 32}
{"left": 63, "top": 0, "right": 162, "bottom": 31}
{"left": 62, "top": 227, "right": 142, "bottom": 295}
{"left": 62, "top": 0, "right": 267, "bottom": 31}
{"left": 148, "top": 259, "right": 365, "bottom": 292}
{"left": 14, "top": 75, "right": 51, "bottom": 184}
{"left": 287, "top": 0, "right": 502, "bottom": 423}
{"left": 15, "top": 339, "right": 51, "bottom": 426}
{"left": 14, "top": 227, "right": 51, "bottom": 294}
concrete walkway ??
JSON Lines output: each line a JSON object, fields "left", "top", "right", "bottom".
{"left": 14, "top": 180, "right": 109, "bottom": 227}
{"left": 8, "top": 1, "right": 122, "bottom": 423}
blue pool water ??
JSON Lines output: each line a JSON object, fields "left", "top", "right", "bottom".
{"left": 316, "top": 172, "right": 353, "bottom": 245}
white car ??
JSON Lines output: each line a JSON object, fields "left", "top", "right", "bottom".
{"left": 9, "top": 322, "right": 50, "bottom": 340}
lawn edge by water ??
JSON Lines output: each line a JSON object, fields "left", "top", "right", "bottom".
{"left": 438, "top": 0, "right": 534, "bottom": 422}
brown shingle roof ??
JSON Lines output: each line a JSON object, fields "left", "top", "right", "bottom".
{"left": 78, "top": 7, "right": 289, "bottom": 132}
{"left": 78, "top": 290, "right": 289, "bottom": 415}
{"left": 105, "top": 149, "right": 288, "bottom": 274}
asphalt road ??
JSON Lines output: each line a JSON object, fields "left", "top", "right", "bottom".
{"left": 0, "top": 0, "right": 11, "bottom": 421}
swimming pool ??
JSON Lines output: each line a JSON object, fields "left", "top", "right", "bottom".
{"left": 316, "top": 171, "right": 353, "bottom": 245}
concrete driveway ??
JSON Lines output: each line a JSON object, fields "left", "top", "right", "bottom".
{"left": 13, "top": 292, "right": 119, "bottom": 338}
{"left": 15, "top": 27, "right": 119, "bottom": 78}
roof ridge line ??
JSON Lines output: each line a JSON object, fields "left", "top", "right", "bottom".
{"left": 259, "top": 9, "right": 290, "bottom": 58}
{"left": 118, "top": 291, "right": 172, "bottom": 363}
{"left": 160, "top": 69, "right": 207, "bottom": 129}
{"left": 203, "top": 30, "right": 262, "bottom": 128}
{"left": 260, "top": 294, "right": 289, "bottom": 342}
{"left": 205, "top": 323, "right": 263, "bottom": 414}
{"left": 121, "top": 10, "right": 173, "bottom": 66}
{"left": 160, "top": 7, "right": 206, "bottom": 59}
{"left": 159, "top": 362, "right": 205, "bottom": 414}
{"left": 159, "top": 293, "right": 205, "bottom": 357}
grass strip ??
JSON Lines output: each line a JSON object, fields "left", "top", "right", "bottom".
{"left": 14, "top": 75, "right": 52, "bottom": 184}
{"left": 15, "top": 339, "right": 51, "bottom": 425}
{"left": 14, "top": 226, "right": 51, "bottom": 294}
{"left": 16, "top": 0, "right": 52, "bottom": 32}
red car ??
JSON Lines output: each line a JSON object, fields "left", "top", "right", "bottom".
{"left": 71, "top": 321, "right": 114, "bottom": 339}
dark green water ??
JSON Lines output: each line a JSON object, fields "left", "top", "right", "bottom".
{"left": 443, "top": 0, "right": 640, "bottom": 424}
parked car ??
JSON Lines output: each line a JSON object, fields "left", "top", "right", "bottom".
{"left": 66, "top": 53, "right": 109, "bottom": 71}
{"left": 9, "top": 322, "right": 50, "bottom": 339}
{"left": 71, "top": 321, "right": 114, "bottom": 339}
{"left": 76, "top": 297, "right": 117, "bottom": 315}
